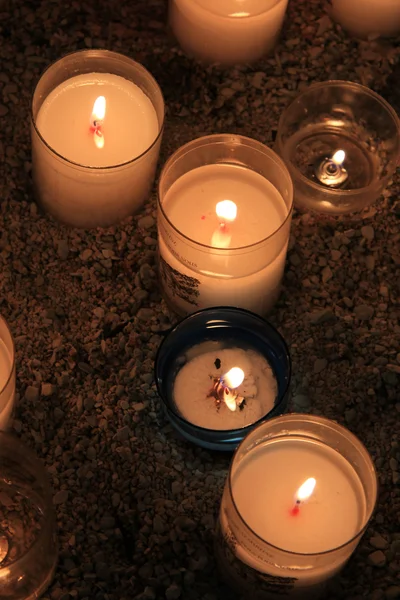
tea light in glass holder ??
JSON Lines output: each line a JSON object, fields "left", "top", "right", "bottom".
{"left": 329, "top": 0, "right": 400, "bottom": 39}
{"left": 275, "top": 80, "right": 400, "bottom": 215}
{"left": 157, "top": 134, "right": 293, "bottom": 318}
{"left": 169, "top": 0, "right": 289, "bottom": 67}
{"left": 0, "top": 316, "right": 16, "bottom": 431}
{"left": 215, "top": 414, "right": 378, "bottom": 599}
{"left": 154, "top": 307, "right": 291, "bottom": 451}
{"left": 0, "top": 432, "right": 58, "bottom": 597}
{"left": 31, "top": 50, "right": 164, "bottom": 228}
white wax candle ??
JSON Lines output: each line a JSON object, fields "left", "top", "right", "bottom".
{"left": 36, "top": 74, "right": 159, "bottom": 167}
{"left": 0, "top": 338, "right": 15, "bottom": 431}
{"left": 232, "top": 439, "right": 366, "bottom": 555}
{"left": 158, "top": 163, "right": 290, "bottom": 316}
{"left": 32, "top": 69, "right": 162, "bottom": 228}
{"left": 330, "top": 0, "right": 400, "bottom": 38}
{"left": 169, "top": 0, "right": 289, "bottom": 66}
{"left": 173, "top": 343, "right": 277, "bottom": 430}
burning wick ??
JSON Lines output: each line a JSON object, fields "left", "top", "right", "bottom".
{"left": 211, "top": 200, "right": 237, "bottom": 247}
{"left": 291, "top": 477, "right": 316, "bottom": 516}
{"left": 315, "top": 149, "right": 348, "bottom": 188}
{"left": 207, "top": 366, "right": 245, "bottom": 412}
{"left": 216, "top": 200, "right": 237, "bottom": 230}
{"left": 90, "top": 96, "right": 106, "bottom": 149}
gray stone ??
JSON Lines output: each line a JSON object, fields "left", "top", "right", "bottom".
{"left": 354, "top": 305, "right": 374, "bottom": 320}
{"left": 361, "top": 225, "right": 375, "bottom": 241}
{"left": 345, "top": 409, "right": 357, "bottom": 424}
{"left": 57, "top": 240, "right": 69, "bottom": 260}
{"left": 153, "top": 514, "right": 165, "bottom": 534}
{"left": 370, "top": 535, "right": 389, "bottom": 550}
{"left": 41, "top": 383, "right": 56, "bottom": 397}
{"left": 54, "top": 490, "right": 69, "bottom": 505}
{"left": 25, "top": 385, "right": 39, "bottom": 402}
{"left": 138, "top": 215, "right": 155, "bottom": 229}
{"left": 165, "top": 584, "right": 181, "bottom": 600}
{"left": 313, "top": 358, "right": 328, "bottom": 374}
{"left": 368, "top": 550, "right": 386, "bottom": 567}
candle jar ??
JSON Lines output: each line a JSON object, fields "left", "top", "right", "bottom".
{"left": 169, "top": 0, "right": 289, "bottom": 67}
{"left": 0, "top": 316, "right": 16, "bottom": 431}
{"left": 275, "top": 80, "right": 400, "bottom": 214}
{"left": 0, "top": 432, "right": 58, "bottom": 598}
{"left": 215, "top": 413, "right": 378, "bottom": 599}
{"left": 154, "top": 307, "right": 291, "bottom": 451}
{"left": 157, "top": 134, "right": 293, "bottom": 317}
{"left": 329, "top": 0, "right": 400, "bottom": 39}
{"left": 31, "top": 49, "right": 165, "bottom": 228}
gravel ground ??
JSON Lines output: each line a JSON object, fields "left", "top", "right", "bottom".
{"left": 0, "top": 0, "right": 399, "bottom": 599}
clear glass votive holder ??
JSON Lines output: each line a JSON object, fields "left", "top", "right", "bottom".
{"left": 215, "top": 413, "right": 378, "bottom": 599}
{"left": 275, "top": 80, "right": 400, "bottom": 214}
{"left": 154, "top": 307, "right": 291, "bottom": 451}
{"left": 169, "top": 0, "right": 289, "bottom": 66}
{"left": 0, "top": 432, "right": 58, "bottom": 598}
{"left": 31, "top": 49, "right": 165, "bottom": 228}
{"left": 0, "top": 316, "right": 16, "bottom": 431}
{"left": 157, "top": 134, "right": 293, "bottom": 318}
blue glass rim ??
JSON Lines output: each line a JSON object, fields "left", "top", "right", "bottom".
{"left": 154, "top": 306, "right": 292, "bottom": 438}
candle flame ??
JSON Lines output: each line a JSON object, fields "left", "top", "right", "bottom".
{"left": 216, "top": 200, "right": 237, "bottom": 223}
{"left": 332, "top": 150, "right": 345, "bottom": 166}
{"left": 295, "top": 477, "right": 316, "bottom": 502}
{"left": 223, "top": 367, "right": 244, "bottom": 389}
{"left": 91, "top": 96, "right": 106, "bottom": 149}
{"left": 92, "top": 96, "right": 106, "bottom": 122}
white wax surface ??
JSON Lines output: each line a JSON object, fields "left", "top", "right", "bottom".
{"left": 0, "top": 338, "right": 15, "bottom": 430}
{"left": 163, "top": 163, "right": 288, "bottom": 248}
{"left": 36, "top": 73, "right": 159, "bottom": 167}
{"left": 173, "top": 343, "right": 277, "bottom": 430}
{"left": 232, "top": 439, "right": 366, "bottom": 553}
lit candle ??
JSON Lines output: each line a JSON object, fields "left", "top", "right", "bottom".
{"left": 169, "top": 0, "right": 289, "bottom": 66}
{"left": 314, "top": 149, "right": 348, "bottom": 188}
{"left": 158, "top": 135, "right": 293, "bottom": 317}
{"left": 0, "top": 317, "right": 16, "bottom": 431}
{"left": 155, "top": 307, "right": 291, "bottom": 450}
{"left": 216, "top": 414, "right": 378, "bottom": 598}
{"left": 330, "top": 0, "right": 400, "bottom": 39}
{"left": 31, "top": 50, "right": 164, "bottom": 228}
{"left": 173, "top": 343, "right": 278, "bottom": 430}
{"left": 290, "top": 477, "right": 316, "bottom": 516}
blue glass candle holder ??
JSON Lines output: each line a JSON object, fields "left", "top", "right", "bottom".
{"left": 154, "top": 307, "right": 291, "bottom": 451}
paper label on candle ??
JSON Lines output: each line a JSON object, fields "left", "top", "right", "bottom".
{"left": 216, "top": 518, "right": 297, "bottom": 598}
{"left": 159, "top": 254, "right": 200, "bottom": 307}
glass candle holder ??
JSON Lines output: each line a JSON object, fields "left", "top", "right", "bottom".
{"left": 275, "top": 80, "right": 400, "bottom": 214}
{"left": 0, "top": 432, "right": 58, "bottom": 598}
{"left": 169, "top": 0, "right": 289, "bottom": 67}
{"left": 0, "top": 316, "right": 16, "bottom": 431}
{"left": 157, "top": 134, "right": 293, "bottom": 318}
{"left": 31, "top": 49, "right": 165, "bottom": 228}
{"left": 329, "top": 0, "right": 400, "bottom": 39}
{"left": 154, "top": 307, "right": 291, "bottom": 451}
{"left": 215, "top": 413, "right": 378, "bottom": 599}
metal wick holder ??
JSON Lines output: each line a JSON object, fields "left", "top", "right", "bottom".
{"left": 315, "top": 156, "right": 348, "bottom": 188}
